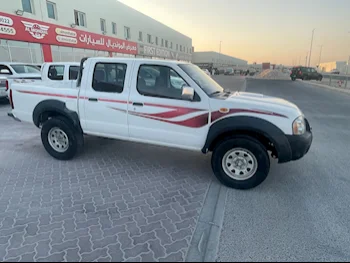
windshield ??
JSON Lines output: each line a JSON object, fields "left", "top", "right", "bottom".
{"left": 10, "top": 64, "right": 41, "bottom": 74}
{"left": 178, "top": 64, "right": 224, "bottom": 95}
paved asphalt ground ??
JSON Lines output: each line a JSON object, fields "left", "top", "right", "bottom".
{"left": 218, "top": 78, "right": 350, "bottom": 262}
{"left": 0, "top": 76, "right": 349, "bottom": 262}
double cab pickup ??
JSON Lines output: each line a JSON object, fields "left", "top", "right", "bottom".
{"left": 8, "top": 57, "right": 313, "bottom": 189}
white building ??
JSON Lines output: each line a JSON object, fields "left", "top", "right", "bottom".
{"left": 192, "top": 51, "right": 247, "bottom": 71}
{"left": 0, "top": 0, "right": 192, "bottom": 63}
{"left": 318, "top": 61, "right": 347, "bottom": 74}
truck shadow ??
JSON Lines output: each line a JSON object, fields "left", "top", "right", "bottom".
{"left": 0, "top": 98, "right": 9, "bottom": 107}
{"left": 81, "top": 135, "right": 213, "bottom": 183}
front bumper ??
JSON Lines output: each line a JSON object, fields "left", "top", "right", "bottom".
{"left": 286, "top": 118, "right": 313, "bottom": 161}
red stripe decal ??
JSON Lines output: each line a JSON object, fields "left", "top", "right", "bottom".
{"left": 18, "top": 90, "right": 77, "bottom": 99}
{"left": 131, "top": 112, "right": 209, "bottom": 128}
{"left": 98, "top": 98, "right": 128, "bottom": 104}
{"left": 211, "top": 108, "right": 288, "bottom": 122}
{"left": 139, "top": 108, "right": 203, "bottom": 119}
{"left": 143, "top": 102, "right": 203, "bottom": 111}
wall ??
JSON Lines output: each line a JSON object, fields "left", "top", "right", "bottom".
{"left": 2, "top": 0, "right": 192, "bottom": 60}
{"left": 192, "top": 51, "right": 247, "bottom": 68}
{"left": 318, "top": 61, "right": 347, "bottom": 73}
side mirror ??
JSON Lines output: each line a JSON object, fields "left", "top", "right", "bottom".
{"left": 181, "top": 86, "right": 194, "bottom": 101}
{"left": 0, "top": 69, "right": 10, "bottom": 74}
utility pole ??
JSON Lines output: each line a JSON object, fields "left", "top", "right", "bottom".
{"left": 318, "top": 45, "right": 323, "bottom": 67}
{"left": 308, "top": 28, "right": 315, "bottom": 67}
{"left": 305, "top": 52, "right": 308, "bottom": 67}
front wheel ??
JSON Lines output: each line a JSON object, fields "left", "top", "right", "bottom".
{"left": 41, "top": 117, "right": 83, "bottom": 160}
{"left": 211, "top": 136, "right": 270, "bottom": 190}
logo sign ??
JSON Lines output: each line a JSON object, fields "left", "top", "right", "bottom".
{"left": 0, "top": 25, "right": 16, "bottom": 36}
{"left": 21, "top": 21, "right": 49, "bottom": 40}
{"left": 0, "top": 15, "right": 13, "bottom": 26}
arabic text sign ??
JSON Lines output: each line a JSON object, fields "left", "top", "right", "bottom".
{"left": 0, "top": 11, "right": 138, "bottom": 55}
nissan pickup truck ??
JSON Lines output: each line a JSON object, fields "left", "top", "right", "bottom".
{"left": 8, "top": 57, "right": 313, "bottom": 190}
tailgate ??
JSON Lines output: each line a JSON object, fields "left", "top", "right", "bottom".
{"left": 0, "top": 79, "right": 7, "bottom": 97}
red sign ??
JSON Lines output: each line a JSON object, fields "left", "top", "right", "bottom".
{"left": 0, "top": 12, "right": 138, "bottom": 55}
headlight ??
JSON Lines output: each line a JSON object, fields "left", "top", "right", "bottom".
{"left": 292, "top": 116, "right": 306, "bottom": 135}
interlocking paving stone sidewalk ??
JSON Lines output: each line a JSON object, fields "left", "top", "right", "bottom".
{"left": 0, "top": 103, "right": 212, "bottom": 262}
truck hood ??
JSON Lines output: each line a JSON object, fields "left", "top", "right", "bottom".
{"left": 224, "top": 91, "right": 302, "bottom": 118}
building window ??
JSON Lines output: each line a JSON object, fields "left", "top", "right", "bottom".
{"left": 100, "top": 19, "right": 106, "bottom": 33}
{"left": 22, "top": 0, "right": 33, "bottom": 13}
{"left": 124, "top": 27, "right": 131, "bottom": 39}
{"left": 112, "top": 22, "right": 117, "bottom": 35}
{"left": 155, "top": 37, "right": 158, "bottom": 45}
{"left": 74, "top": 10, "right": 86, "bottom": 27}
{"left": 138, "top": 31, "right": 143, "bottom": 41}
{"left": 170, "top": 42, "right": 173, "bottom": 49}
{"left": 165, "top": 40, "right": 168, "bottom": 48}
{"left": 46, "top": 1, "right": 57, "bottom": 19}
{"left": 180, "top": 45, "right": 182, "bottom": 52}
{"left": 161, "top": 39, "right": 164, "bottom": 47}
{"left": 147, "top": 34, "right": 151, "bottom": 44}
{"left": 176, "top": 44, "right": 178, "bottom": 51}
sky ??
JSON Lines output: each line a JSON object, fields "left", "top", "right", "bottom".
{"left": 118, "top": 0, "right": 350, "bottom": 66}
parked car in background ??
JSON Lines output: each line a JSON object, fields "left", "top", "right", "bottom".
{"left": 0, "top": 62, "right": 41, "bottom": 99}
{"left": 0, "top": 78, "right": 7, "bottom": 99}
{"left": 41, "top": 62, "right": 80, "bottom": 81}
{"left": 330, "top": 69, "right": 340, "bottom": 74}
{"left": 224, "top": 68, "right": 234, "bottom": 75}
{"left": 290, "top": 66, "right": 323, "bottom": 81}
{"left": 202, "top": 68, "right": 211, "bottom": 76}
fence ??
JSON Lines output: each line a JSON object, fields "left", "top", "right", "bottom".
{"left": 318, "top": 73, "right": 350, "bottom": 89}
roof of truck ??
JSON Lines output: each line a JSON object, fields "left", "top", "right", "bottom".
{"left": 86, "top": 57, "right": 192, "bottom": 65}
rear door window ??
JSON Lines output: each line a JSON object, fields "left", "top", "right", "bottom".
{"left": 92, "top": 62, "right": 127, "bottom": 93}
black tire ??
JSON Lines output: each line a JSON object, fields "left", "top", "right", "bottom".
{"left": 291, "top": 77, "right": 296, "bottom": 81}
{"left": 41, "top": 117, "right": 84, "bottom": 160}
{"left": 211, "top": 136, "right": 270, "bottom": 190}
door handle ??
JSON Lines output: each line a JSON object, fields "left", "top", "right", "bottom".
{"left": 88, "top": 98, "right": 98, "bottom": 102}
{"left": 132, "top": 102, "right": 144, "bottom": 107}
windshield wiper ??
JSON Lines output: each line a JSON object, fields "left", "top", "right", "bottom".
{"left": 210, "top": 91, "right": 222, "bottom": 96}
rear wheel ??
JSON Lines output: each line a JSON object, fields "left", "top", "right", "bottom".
{"left": 41, "top": 117, "right": 83, "bottom": 160}
{"left": 211, "top": 136, "right": 270, "bottom": 190}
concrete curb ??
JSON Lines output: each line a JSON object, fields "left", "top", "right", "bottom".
{"left": 246, "top": 77, "right": 290, "bottom": 81}
{"left": 298, "top": 79, "right": 350, "bottom": 95}
{"left": 185, "top": 180, "right": 228, "bottom": 262}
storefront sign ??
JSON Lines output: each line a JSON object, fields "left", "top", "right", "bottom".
{"left": 138, "top": 44, "right": 191, "bottom": 61}
{"left": 0, "top": 12, "right": 137, "bottom": 55}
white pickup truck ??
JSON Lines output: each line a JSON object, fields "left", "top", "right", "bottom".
{"left": 40, "top": 62, "right": 80, "bottom": 83}
{"left": 8, "top": 57, "right": 313, "bottom": 189}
